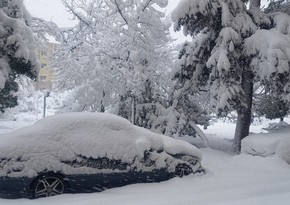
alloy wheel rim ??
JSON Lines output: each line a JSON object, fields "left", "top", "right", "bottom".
{"left": 35, "top": 177, "right": 64, "bottom": 198}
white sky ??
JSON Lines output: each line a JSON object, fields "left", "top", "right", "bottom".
{"left": 23, "top": 0, "right": 180, "bottom": 27}
{"left": 23, "top": 0, "right": 268, "bottom": 44}
{"left": 23, "top": 0, "right": 186, "bottom": 44}
{"left": 24, "top": 0, "right": 75, "bottom": 27}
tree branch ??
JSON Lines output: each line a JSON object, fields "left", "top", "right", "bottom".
{"left": 62, "top": 0, "right": 96, "bottom": 34}
{"left": 142, "top": 0, "right": 153, "bottom": 12}
{"left": 114, "top": 0, "right": 128, "bottom": 25}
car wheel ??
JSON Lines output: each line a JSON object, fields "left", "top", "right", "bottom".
{"left": 174, "top": 164, "right": 193, "bottom": 177}
{"left": 31, "top": 173, "right": 65, "bottom": 198}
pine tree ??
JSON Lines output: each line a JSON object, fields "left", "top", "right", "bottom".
{"left": 0, "top": 0, "right": 39, "bottom": 112}
{"left": 172, "top": 0, "right": 290, "bottom": 153}
{"left": 255, "top": 93, "right": 289, "bottom": 121}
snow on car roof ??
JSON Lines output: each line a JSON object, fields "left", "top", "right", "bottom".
{"left": 0, "top": 112, "right": 201, "bottom": 177}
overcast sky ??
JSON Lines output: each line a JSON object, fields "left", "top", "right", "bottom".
{"left": 23, "top": 0, "right": 186, "bottom": 43}
{"left": 23, "top": 0, "right": 268, "bottom": 44}
{"left": 24, "top": 0, "right": 76, "bottom": 27}
{"left": 24, "top": 0, "right": 180, "bottom": 27}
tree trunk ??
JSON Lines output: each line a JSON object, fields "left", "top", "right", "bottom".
{"left": 232, "top": 0, "right": 261, "bottom": 154}
{"left": 131, "top": 97, "right": 136, "bottom": 124}
{"left": 233, "top": 70, "right": 254, "bottom": 153}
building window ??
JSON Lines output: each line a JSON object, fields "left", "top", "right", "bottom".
{"left": 40, "top": 75, "right": 47, "bottom": 81}
{"left": 41, "top": 63, "right": 47, "bottom": 68}
{"left": 41, "top": 51, "right": 47, "bottom": 56}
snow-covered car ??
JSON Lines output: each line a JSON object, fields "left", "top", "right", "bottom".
{"left": 0, "top": 113, "right": 202, "bottom": 199}
{"left": 242, "top": 122, "right": 290, "bottom": 164}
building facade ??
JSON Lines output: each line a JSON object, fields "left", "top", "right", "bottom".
{"left": 35, "top": 42, "right": 58, "bottom": 90}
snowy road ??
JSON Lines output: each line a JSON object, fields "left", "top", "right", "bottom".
{"left": 0, "top": 147, "right": 289, "bottom": 205}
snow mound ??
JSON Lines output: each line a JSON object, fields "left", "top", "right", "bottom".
{"left": 276, "top": 138, "right": 290, "bottom": 164}
{"left": 262, "top": 121, "right": 290, "bottom": 131}
{"left": 0, "top": 112, "right": 201, "bottom": 177}
{"left": 242, "top": 126, "right": 290, "bottom": 164}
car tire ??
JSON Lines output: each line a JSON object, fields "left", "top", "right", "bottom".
{"left": 30, "top": 173, "right": 66, "bottom": 198}
{"left": 174, "top": 164, "right": 193, "bottom": 177}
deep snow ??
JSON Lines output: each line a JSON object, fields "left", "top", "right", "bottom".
{"left": 0, "top": 114, "right": 290, "bottom": 204}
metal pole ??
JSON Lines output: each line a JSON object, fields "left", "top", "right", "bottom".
{"left": 43, "top": 93, "right": 46, "bottom": 118}
{"left": 43, "top": 91, "right": 50, "bottom": 118}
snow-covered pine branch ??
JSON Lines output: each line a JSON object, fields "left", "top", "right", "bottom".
{"left": 171, "top": 0, "right": 290, "bottom": 153}
{"left": 0, "top": 0, "right": 39, "bottom": 112}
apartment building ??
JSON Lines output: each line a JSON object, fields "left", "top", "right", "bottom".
{"left": 35, "top": 42, "right": 58, "bottom": 90}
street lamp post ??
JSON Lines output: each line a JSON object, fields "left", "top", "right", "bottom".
{"left": 43, "top": 91, "right": 50, "bottom": 118}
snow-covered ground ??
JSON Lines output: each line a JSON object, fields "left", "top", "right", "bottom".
{"left": 0, "top": 113, "right": 290, "bottom": 204}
